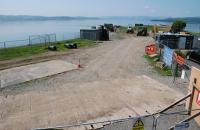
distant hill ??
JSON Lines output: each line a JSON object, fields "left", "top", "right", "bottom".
{"left": 0, "top": 15, "right": 99, "bottom": 22}
{"left": 152, "top": 17, "right": 200, "bottom": 24}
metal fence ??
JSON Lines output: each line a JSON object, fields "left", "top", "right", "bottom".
{"left": 29, "top": 34, "right": 57, "bottom": 46}
{"left": 31, "top": 108, "right": 200, "bottom": 130}
{"left": 0, "top": 32, "right": 80, "bottom": 49}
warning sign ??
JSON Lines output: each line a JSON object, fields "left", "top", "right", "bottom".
{"left": 132, "top": 118, "right": 144, "bottom": 130}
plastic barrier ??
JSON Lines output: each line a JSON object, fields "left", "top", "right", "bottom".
{"left": 145, "top": 44, "right": 157, "bottom": 55}
{"left": 174, "top": 53, "right": 185, "bottom": 66}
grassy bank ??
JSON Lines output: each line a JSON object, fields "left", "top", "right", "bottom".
{"left": 144, "top": 55, "right": 172, "bottom": 76}
{"left": 0, "top": 39, "right": 96, "bottom": 61}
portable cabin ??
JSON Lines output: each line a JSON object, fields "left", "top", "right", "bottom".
{"left": 155, "top": 33, "right": 194, "bottom": 50}
{"left": 80, "top": 27, "right": 109, "bottom": 41}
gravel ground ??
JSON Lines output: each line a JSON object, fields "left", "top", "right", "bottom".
{"left": 0, "top": 33, "right": 199, "bottom": 130}
{"left": 1, "top": 34, "right": 173, "bottom": 95}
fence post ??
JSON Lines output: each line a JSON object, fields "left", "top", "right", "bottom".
{"left": 188, "top": 85, "right": 195, "bottom": 115}
{"left": 55, "top": 34, "right": 57, "bottom": 42}
{"left": 29, "top": 36, "right": 31, "bottom": 46}
{"left": 49, "top": 35, "right": 51, "bottom": 44}
{"left": 48, "top": 35, "right": 50, "bottom": 44}
{"left": 4, "top": 42, "right": 6, "bottom": 49}
{"left": 39, "top": 37, "right": 42, "bottom": 44}
{"left": 63, "top": 34, "right": 65, "bottom": 41}
{"left": 173, "top": 62, "right": 178, "bottom": 83}
{"left": 44, "top": 36, "right": 47, "bottom": 46}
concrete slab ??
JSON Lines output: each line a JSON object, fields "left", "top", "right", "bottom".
{"left": 0, "top": 60, "right": 77, "bottom": 88}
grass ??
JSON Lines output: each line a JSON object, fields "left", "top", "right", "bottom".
{"left": 146, "top": 25, "right": 154, "bottom": 31}
{"left": 191, "top": 32, "right": 200, "bottom": 36}
{"left": 144, "top": 55, "right": 172, "bottom": 76}
{"left": 0, "top": 39, "right": 96, "bottom": 61}
{"left": 116, "top": 26, "right": 127, "bottom": 33}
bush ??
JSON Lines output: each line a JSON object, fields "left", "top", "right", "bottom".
{"left": 171, "top": 20, "right": 186, "bottom": 33}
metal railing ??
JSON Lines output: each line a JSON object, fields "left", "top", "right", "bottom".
{"left": 30, "top": 92, "right": 200, "bottom": 130}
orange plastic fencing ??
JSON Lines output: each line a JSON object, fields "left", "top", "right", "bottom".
{"left": 174, "top": 53, "right": 185, "bottom": 66}
{"left": 145, "top": 44, "right": 157, "bottom": 55}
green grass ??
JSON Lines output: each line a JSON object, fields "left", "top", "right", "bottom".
{"left": 191, "top": 32, "right": 200, "bottom": 36}
{"left": 144, "top": 55, "right": 172, "bottom": 76}
{"left": 116, "top": 26, "right": 127, "bottom": 33}
{"left": 0, "top": 39, "right": 96, "bottom": 61}
{"left": 146, "top": 25, "right": 154, "bottom": 31}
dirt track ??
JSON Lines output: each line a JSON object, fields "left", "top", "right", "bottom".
{"left": 0, "top": 34, "right": 184, "bottom": 130}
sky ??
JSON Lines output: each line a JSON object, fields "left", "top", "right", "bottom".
{"left": 0, "top": 0, "right": 199, "bottom": 17}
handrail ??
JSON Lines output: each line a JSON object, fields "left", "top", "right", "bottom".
{"left": 159, "top": 93, "right": 191, "bottom": 114}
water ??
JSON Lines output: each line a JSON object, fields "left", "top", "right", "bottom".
{"left": 0, "top": 17, "right": 199, "bottom": 47}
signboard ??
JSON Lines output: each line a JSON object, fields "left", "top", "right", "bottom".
{"left": 132, "top": 118, "right": 144, "bottom": 130}
{"left": 174, "top": 122, "right": 190, "bottom": 130}
{"left": 197, "top": 90, "right": 200, "bottom": 106}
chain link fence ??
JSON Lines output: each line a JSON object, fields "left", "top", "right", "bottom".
{"left": 0, "top": 32, "right": 80, "bottom": 49}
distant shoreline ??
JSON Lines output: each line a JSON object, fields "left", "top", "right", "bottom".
{"left": 0, "top": 15, "right": 99, "bottom": 22}
{"left": 1, "top": 15, "right": 200, "bottom": 24}
{"left": 152, "top": 17, "right": 200, "bottom": 24}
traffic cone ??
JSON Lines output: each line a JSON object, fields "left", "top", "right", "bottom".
{"left": 77, "top": 59, "right": 81, "bottom": 68}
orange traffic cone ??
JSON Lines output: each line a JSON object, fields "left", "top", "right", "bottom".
{"left": 77, "top": 59, "right": 81, "bottom": 68}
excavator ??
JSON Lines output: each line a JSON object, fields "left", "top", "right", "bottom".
{"left": 137, "top": 26, "right": 148, "bottom": 36}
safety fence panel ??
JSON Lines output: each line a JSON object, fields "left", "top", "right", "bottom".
{"left": 163, "top": 45, "right": 174, "bottom": 66}
{"left": 0, "top": 39, "right": 29, "bottom": 48}
{"left": 0, "top": 32, "right": 80, "bottom": 49}
{"left": 29, "top": 34, "right": 57, "bottom": 45}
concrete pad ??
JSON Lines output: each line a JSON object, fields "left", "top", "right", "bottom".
{"left": 0, "top": 60, "right": 77, "bottom": 88}
{"left": 0, "top": 75, "right": 184, "bottom": 130}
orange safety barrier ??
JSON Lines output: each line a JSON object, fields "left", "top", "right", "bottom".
{"left": 174, "top": 53, "right": 185, "bottom": 66}
{"left": 145, "top": 44, "right": 157, "bottom": 55}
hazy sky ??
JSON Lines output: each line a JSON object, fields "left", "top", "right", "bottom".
{"left": 1, "top": 0, "right": 199, "bottom": 17}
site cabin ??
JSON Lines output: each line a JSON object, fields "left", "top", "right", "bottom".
{"left": 80, "top": 27, "right": 109, "bottom": 41}
{"left": 154, "top": 33, "right": 194, "bottom": 50}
